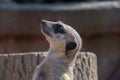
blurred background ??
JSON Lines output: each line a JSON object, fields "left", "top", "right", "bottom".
{"left": 0, "top": 0, "right": 120, "bottom": 80}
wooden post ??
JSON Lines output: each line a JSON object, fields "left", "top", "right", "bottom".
{"left": 74, "top": 52, "right": 98, "bottom": 80}
{"left": 0, "top": 52, "right": 98, "bottom": 80}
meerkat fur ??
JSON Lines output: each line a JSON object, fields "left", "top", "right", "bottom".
{"left": 32, "top": 20, "right": 82, "bottom": 80}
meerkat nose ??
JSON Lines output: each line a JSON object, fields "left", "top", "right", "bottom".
{"left": 41, "top": 20, "right": 47, "bottom": 24}
{"left": 41, "top": 20, "right": 48, "bottom": 29}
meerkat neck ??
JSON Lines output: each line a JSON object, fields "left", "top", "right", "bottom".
{"left": 48, "top": 40, "right": 66, "bottom": 58}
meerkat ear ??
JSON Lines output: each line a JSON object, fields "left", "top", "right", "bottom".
{"left": 66, "top": 41, "right": 77, "bottom": 51}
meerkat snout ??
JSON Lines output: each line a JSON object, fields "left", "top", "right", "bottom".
{"left": 41, "top": 20, "right": 66, "bottom": 40}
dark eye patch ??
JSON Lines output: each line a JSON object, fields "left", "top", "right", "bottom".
{"left": 66, "top": 41, "right": 77, "bottom": 51}
{"left": 52, "top": 24, "right": 65, "bottom": 34}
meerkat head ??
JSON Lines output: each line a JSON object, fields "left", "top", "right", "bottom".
{"left": 41, "top": 20, "right": 82, "bottom": 59}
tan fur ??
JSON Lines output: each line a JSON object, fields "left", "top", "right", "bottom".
{"left": 32, "top": 20, "right": 82, "bottom": 80}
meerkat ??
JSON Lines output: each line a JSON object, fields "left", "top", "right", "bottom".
{"left": 32, "top": 20, "right": 82, "bottom": 80}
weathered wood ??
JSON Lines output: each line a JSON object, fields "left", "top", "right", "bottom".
{"left": 0, "top": 52, "right": 98, "bottom": 80}
{"left": 74, "top": 52, "right": 98, "bottom": 80}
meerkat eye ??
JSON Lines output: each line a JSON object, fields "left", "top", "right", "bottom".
{"left": 66, "top": 41, "right": 77, "bottom": 51}
{"left": 52, "top": 24, "right": 65, "bottom": 34}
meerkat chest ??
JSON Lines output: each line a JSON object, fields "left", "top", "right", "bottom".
{"left": 45, "top": 57, "right": 73, "bottom": 80}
